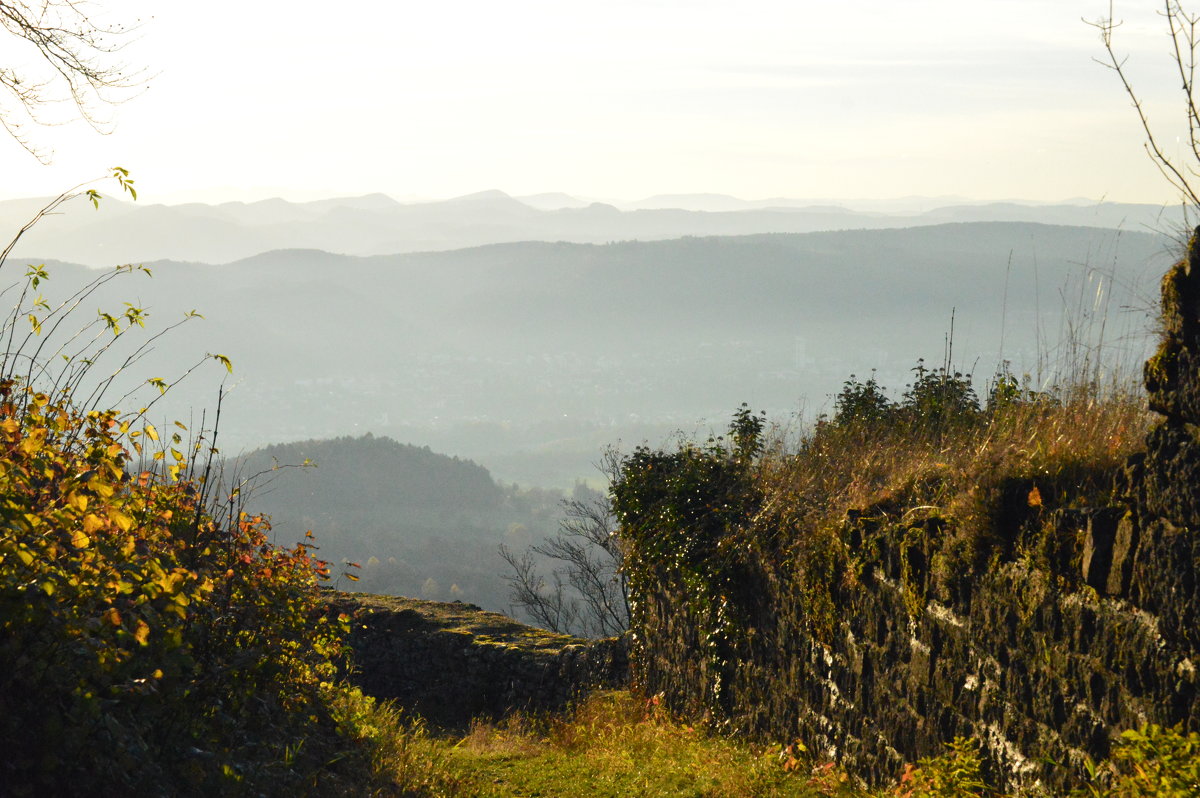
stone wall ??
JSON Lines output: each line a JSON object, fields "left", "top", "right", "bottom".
{"left": 328, "top": 592, "right": 628, "bottom": 730}
{"left": 630, "top": 233, "right": 1200, "bottom": 792}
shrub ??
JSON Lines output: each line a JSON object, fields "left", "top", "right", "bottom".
{"left": 1076, "top": 724, "right": 1200, "bottom": 798}
{"left": 0, "top": 180, "right": 405, "bottom": 796}
{"left": 892, "top": 738, "right": 997, "bottom": 798}
{"left": 0, "top": 374, "right": 384, "bottom": 794}
{"left": 833, "top": 371, "right": 895, "bottom": 428}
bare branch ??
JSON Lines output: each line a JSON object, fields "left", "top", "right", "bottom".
{"left": 501, "top": 491, "right": 629, "bottom": 638}
{"left": 1087, "top": 1, "right": 1200, "bottom": 208}
{"left": 0, "top": 1, "right": 144, "bottom": 161}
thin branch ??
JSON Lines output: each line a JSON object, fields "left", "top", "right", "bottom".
{"left": 0, "top": 1, "right": 144, "bottom": 160}
{"left": 1088, "top": 2, "right": 1200, "bottom": 207}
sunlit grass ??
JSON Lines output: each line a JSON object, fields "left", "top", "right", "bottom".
{"left": 758, "top": 386, "right": 1152, "bottom": 544}
{"left": 433, "top": 691, "right": 862, "bottom": 798}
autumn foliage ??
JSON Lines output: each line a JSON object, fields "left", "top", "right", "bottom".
{"left": 0, "top": 373, "right": 387, "bottom": 795}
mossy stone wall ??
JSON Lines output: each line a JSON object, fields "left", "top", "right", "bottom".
{"left": 630, "top": 232, "right": 1200, "bottom": 792}
{"left": 328, "top": 593, "right": 628, "bottom": 730}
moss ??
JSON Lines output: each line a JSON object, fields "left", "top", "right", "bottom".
{"left": 1160, "top": 259, "right": 1188, "bottom": 335}
{"left": 900, "top": 523, "right": 932, "bottom": 618}
{"left": 1146, "top": 338, "right": 1180, "bottom": 398}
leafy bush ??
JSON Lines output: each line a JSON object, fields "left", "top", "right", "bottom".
{"left": 900, "top": 359, "right": 979, "bottom": 431}
{"left": 892, "top": 738, "right": 996, "bottom": 798}
{"left": 833, "top": 371, "right": 895, "bottom": 428}
{"left": 1076, "top": 724, "right": 1200, "bottom": 798}
{"left": 0, "top": 180, "right": 407, "bottom": 796}
{"left": 0, "top": 373, "right": 389, "bottom": 794}
{"left": 610, "top": 408, "right": 763, "bottom": 593}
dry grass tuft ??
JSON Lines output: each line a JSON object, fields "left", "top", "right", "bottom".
{"left": 757, "top": 387, "right": 1152, "bottom": 544}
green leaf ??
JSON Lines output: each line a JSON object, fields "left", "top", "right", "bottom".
{"left": 209, "top": 353, "right": 233, "bottom": 373}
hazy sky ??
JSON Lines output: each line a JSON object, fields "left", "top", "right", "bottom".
{"left": 0, "top": 0, "right": 1193, "bottom": 204}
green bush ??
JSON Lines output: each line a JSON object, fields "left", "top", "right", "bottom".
{"left": 900, "top": 359, "right": 979, "bottom": 431}
{"left": 833, "top": 371, "right": 895, "bottom": 428}
{"left": 610, "top": 408, "right": 763, "bottom": 593}
{"left": 891, "top": 738, "right": 996, "bottom": 798}
{"left": 1076, "top": 724, "right": 1200, "bottom": 797}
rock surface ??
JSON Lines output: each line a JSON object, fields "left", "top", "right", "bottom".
{"left": 328, "top": 592, "right": 628, "bottom": 729}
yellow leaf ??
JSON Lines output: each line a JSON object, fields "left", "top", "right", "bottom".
{"left": 19, "top": 428, "right": 46, "bottom": 455}
{"left": 1027, "top": 486, "right": 1043, "bottom": 508}
{"left": 102, "top": 607, "right": 122, "bottom": 627}
{"left": 108, "top": 509, "right": 134, "bottom": 532}
{"left": 66, "top": 492, "right": 88, "bottom": 512}
{"left": 144, "top": 423, "right": 158, "bottom": 442}
{"left": 133, "top": 619, "right": 150, "bottom": 646}
{"left": 82, "top": 514, "right": 105, "bottom": 533}
{"left": 88, "top": 477, "right": 114, "bottom": 498}
{"left": 71, "top": 530, "right": 91, "bottom": 549}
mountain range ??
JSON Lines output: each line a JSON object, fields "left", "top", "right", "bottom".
{"left": 9, "top": 221, "right": 1170, "bottom": 487}
{"left": 0, "top": 190, "right": 1186, "bottom": 267}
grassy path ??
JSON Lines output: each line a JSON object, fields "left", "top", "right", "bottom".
{"left": 425, "top": 692, "right": 858, "bottom": 798}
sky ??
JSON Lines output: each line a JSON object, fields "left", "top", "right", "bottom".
{"left": 0, "top": 0, "right": 1193, "bottom": 205}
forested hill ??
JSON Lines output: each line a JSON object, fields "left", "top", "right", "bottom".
{"left": 241, "top": 433, "right": 501, "bottom": 514}
{"left": 231, "top": 434, "right": 565, "bottom": 611}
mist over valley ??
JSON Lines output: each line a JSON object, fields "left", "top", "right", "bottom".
{"left": 11, "top": 198, "right": 1172, "bottom": 612}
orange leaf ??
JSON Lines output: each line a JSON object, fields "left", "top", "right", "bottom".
{"left": 102, "top": 607, "right": 122, "bottom": 627}
{"left": 1027, "top": 486, "right": 1043, "bottom": 508}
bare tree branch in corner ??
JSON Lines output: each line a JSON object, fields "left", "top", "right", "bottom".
{"left": 501, "top": 491, "right": 629, "bottom": 639}
{"left": 0, "top": 1, "right": 144, "bottom": 161}
{"left": 1089, "top": 1, "right": 1200, "bottom": 209}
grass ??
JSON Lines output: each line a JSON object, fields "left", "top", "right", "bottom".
{"left": 788, "top": 388, "right": 1145, "bottom": 509}
{"left": 757, "top": 385, "right": 1153, "bottom": 557}
{"left": 428, "top": 691, "right": 862, "bottom": 798}
{"left": 364, "top": 690, "right": 1200, "bottom": 797}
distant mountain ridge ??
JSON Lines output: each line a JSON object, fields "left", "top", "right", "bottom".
{"left": 10, "top": 221, "right": 1168, "bottom": 490}
{"left": 0, "top": 189, "right": 1185, "bottom": 267}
